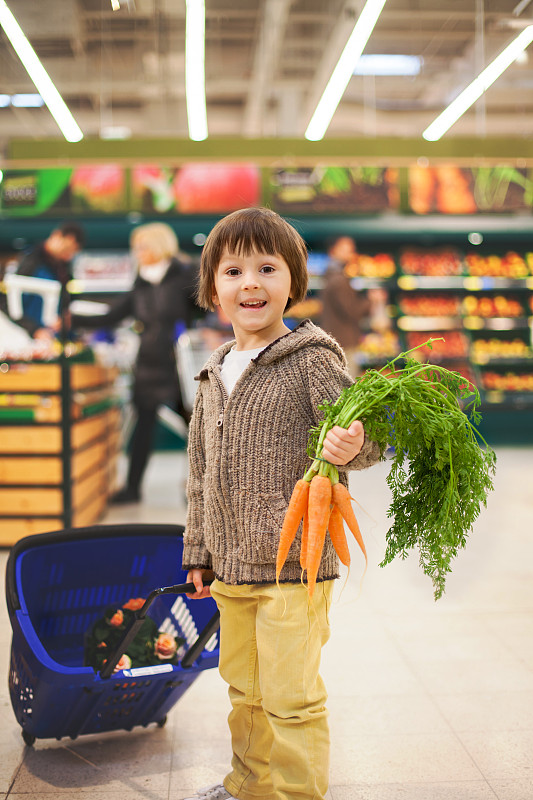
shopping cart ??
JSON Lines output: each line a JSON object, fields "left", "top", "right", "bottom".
{"left": 5, "top": 523, "right": 219, "bottom": 746}
{"left": 151, "top": 330, "right": 216, "bottom": 442}
{"left": 175, "top": 329, "right": 222, "bottom": 415}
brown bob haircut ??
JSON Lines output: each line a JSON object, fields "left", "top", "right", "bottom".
{"left": 196, "top": 207, "right": 309, "bottom": 311}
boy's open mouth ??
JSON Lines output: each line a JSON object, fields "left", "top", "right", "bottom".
{"left": 240, "top": 300, "right": 266, "bottom": 308}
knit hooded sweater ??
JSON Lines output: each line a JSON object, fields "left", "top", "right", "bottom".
{"left": 182, "top": 319, "right": 381, "bottom": 585}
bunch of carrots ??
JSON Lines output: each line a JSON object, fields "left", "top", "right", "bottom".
{"left": 275, "top": 468, "right": 365, "bottom": 597}
{"left": 276, "top": 338, "right": 496, "bottom": 601}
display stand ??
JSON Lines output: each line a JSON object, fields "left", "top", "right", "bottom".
{"left": 0, "top": 356, "right": 121, "bottom": 545}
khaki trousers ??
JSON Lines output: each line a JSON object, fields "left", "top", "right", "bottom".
{"left": 209, "top": 579, "right": 334, "bottom": 800}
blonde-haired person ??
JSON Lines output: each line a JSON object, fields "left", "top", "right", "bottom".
{"left": 72, "top": 222, "right": 200, "bottom": 504}
{"left": 130, "top": 221, "right": 179, "bottom": 265}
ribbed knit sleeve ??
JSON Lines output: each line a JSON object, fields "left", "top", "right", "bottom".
{"left": 182, "top": 385, "right": 212, "bottom": 570}
{"left": 303, "top": 344, "right": 381, "bottom": 472}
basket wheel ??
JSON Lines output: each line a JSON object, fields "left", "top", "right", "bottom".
{"left": 157, "top": 716, "right": 167, "bottom": 728}
{"left": 22, "top": 730, "right": 36, "bottom": 747}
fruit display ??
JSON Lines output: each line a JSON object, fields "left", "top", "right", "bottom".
{"left": 465, "top": 251, "right": 528, "bottom": 278}
{"left": 405, "top": 331, "right": 469, "bottom": 360}
{"left": 398, "top": 294, "right": 461, "bottom": 316}
{"left": 400, "top": 248, "right": 463, "bottom": 276}
{"left": 463, "top": 294, "right": 524, "bottom": 318}
{"left": 285, "top": 297, "right": 323, "bottom": 319}
{"left": 344, "top": 253, "right": 396, "bottom": 278}
{"left": 471, "top": 337, "right": 532, "bottom": 362}
{"left": 481, "top": 371, "right": 533, "bottom": 392}
{"left": 449, "top": 361, "right": 478, "bottom": 389}
{"left": 358, "top": 330, "right": 400, "bottom": 361}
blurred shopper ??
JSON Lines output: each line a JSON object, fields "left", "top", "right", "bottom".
{"left": 3, "top": 222, "right": 85, "bottom": 339}
{"left": 73, "top": 222, "right": 199, "bottom": 504}
{"left": 318, "top": 235, "right": 387, "bottom": 376}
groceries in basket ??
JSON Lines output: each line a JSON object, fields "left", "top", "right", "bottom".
{"left": 84, "top": 597, "right": 185, "bottom": 673}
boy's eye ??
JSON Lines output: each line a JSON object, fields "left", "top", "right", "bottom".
{"left": 226, "top": 268, "right": 241, "bottom": 276}
{"left": 261, "top": 265, "right": 275, "bottom": 273}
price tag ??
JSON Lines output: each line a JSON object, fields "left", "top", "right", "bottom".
{"left": 67, "top": 279, "right": 83, "bottom": 294}
{"left": 122, "top": 664, "right": 173, "bottom": 677}
{"left": 463, "top": 277, "right": 483, "bottom": 291}
{"left": 463, "top": 316, "right": 484, "bottom": 330}
{"left": 397, "top": 276, "right": 417, "bottom": 290}
{"left": 526, "top": 277, "right": 533, "bottom": 290}
{"left": 485, "top": 391, "right": 505, "bottom": 404}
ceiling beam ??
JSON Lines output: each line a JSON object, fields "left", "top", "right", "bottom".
{"left": 242, "top": 0, "right": 292, "bottom": 137}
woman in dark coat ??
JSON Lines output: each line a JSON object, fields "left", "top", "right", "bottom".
{"left": 73, "top": 222, "right": 199, "bottom": 503}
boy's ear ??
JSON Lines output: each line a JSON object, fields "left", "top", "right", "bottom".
{"left": 212, "top": 289, "right": 220, "bottom": 306}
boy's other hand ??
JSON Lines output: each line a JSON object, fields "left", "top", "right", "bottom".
{"left": 186, "top": 568, "right": 214, "bottom": 599}
{"left": 321, "top": 421, "right": 364, "bottom": 466}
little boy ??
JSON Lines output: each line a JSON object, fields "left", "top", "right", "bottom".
{"left": 183, "top": 207, "right": 380, "bottom": 800}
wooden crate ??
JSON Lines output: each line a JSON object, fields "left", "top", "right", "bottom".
{"left": 0, "top": 487, "right": 63, "bottom": 515}
{"left": 0, "top": 426, "right": 62, "bottom": 454}
{"left": 0, "top": 517, "right": 63, "bottom": 545}
{"left": 0, "top": 359, "right": 122, "bottom": 545}
{"left": 0, "top": 457, "right": 63, "bottom": 485}
{"left": 0, "top": 362, "right": 118, "bottom": 393}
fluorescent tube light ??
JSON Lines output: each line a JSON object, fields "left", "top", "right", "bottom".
{"left": 0, "top": 94, "right": 10, "bottom": 107}
{"left": 305, "top": 0, "right": 388, "bottom": 141}
{"left": 100, "top": 125, "right": 132, "bottom": 140}
{"left": 185, "top": 0, "right": 208, "bottom": 141}
{"left": 353, "top": 54, "right": 421, "bottom": 76}
{"left": 0, "top": 0, "right": 83, "bottom": 142}
{"left": 423, "top": 25, "right": 533, "bottom": 141}
{"left": 11, "top": 93, "right": 44, "bottom": 107}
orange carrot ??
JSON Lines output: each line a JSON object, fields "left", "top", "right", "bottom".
{"left": 300, "top": 505, "right": 309, "bottom": 571}
{"left": 276, "top": 479, "right": 310, "bottom": 582}
{"left": 328, "top": 504, "right": 351, "bottom": 567}
{"left": 306, "top": 475, "right": 332, "bottom": 597}
{"left": 332, "top": 483, "right": 367, "bottom": 563}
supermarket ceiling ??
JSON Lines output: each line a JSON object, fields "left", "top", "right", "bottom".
{"left": 0, "top": 0, "right": 533, "bottom": 147}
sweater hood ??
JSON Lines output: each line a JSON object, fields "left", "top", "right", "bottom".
{"left": 196, "top": 319, "right": 346, "bottom": 380}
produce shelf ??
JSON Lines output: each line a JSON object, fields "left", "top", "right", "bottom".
{"left": 463, "top": 316, "right": 532, "bottom": 331}
{"left": 397, "top": 316, "right": 462, "bottom": 331}
{"left": 0, "top": 358, "right": 122, "bottom": 545}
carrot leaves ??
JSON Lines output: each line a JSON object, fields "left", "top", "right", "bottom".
{"left": 307, "top": 339, "right": 496, "bottom": 600}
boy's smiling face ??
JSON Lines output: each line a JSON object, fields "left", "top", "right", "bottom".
{"left": 212, "top": 247, "right": 293, "bottom": 350}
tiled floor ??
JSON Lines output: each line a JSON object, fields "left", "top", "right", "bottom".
{"left": 1, "top": 446, "right": 533, "bottom": 800}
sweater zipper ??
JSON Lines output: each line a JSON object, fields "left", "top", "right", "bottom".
{"left": 213, "top": 369, "right": 229, "bottom": 428}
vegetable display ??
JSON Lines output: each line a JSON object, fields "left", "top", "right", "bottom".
{"left": 276, "top": 339, "right": 496, "bottom": 600}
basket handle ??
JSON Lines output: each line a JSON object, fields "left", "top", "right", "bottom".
{"left": 99, "top": 580, "right": 217, "bottom": 679}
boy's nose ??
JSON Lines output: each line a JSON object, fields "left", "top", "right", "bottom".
{"left": 241, "top": 272, "right": 260, "bottom": 289}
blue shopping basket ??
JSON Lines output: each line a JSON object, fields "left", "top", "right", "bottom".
{"left": 5, "top": 524, "right": 219, "bottom": 746}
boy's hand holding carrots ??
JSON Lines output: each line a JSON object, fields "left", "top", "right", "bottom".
{"left": 321, "top": 420, "right": 364, "bottom": 466}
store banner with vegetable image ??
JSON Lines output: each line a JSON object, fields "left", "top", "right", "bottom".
{"left": 0, "top": 163, "right": 262, "bottom": 217}
{"left": 0, "top": 165, "right": 127, "bottom": 216}
{"left": 409, "top": 165, "right": 533, "bottom": 214}
{"left": 131, "top": 163, "right": 261, "bottom": 214}
{"left": 2, "top": 162, "right": 533, "bottom": 217}
{"left": 268, "top": 166, "right": 400, "bottom": 214}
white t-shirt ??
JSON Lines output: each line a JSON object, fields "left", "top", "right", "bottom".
{"left": 220, "top": 345, "right": 265, "bottom": 394}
